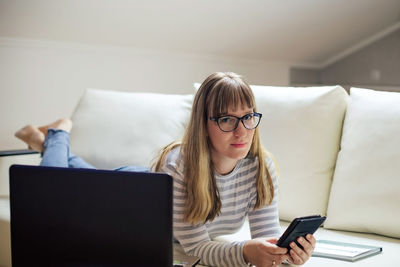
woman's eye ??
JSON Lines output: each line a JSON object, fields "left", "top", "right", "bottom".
{"left": 220, "top": 117, "right": 233, "bottom": 124}
{"left": 243, "top": 114, "right": 253, "bottom": 120}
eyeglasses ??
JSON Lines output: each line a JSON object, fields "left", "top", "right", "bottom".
{"left": 209, "top": 112, "right": 262, "bottom": 132}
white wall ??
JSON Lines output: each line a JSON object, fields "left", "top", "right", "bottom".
{"left": 0, "top": 37, "right": 291, "bottom": 150}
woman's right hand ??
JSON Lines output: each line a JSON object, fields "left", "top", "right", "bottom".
{"left": 243, "top": 238, "right": 289, "bottom": 267}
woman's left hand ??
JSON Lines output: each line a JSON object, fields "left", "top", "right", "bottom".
{"left": 287, "top": 234, "right": 316, "bottom": 265}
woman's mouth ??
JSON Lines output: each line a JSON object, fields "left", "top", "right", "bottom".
{"left": 231, "top": 143, "right": 247, "bottom": 148}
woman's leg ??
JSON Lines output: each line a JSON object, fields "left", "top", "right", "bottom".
{"left": 16, "top": 119, "right": 96, "bottom": 169}
{"left": 16, "top": 118, "right": 146, "bottom": 171}
{"left": 40, "top": 129, "right": 69, "bottom": 167}
{"left": 67, "top": 153, "right": 96, "bottom": 169}
{"left": 40, "top": 129, "right": 95, "bottom": 169}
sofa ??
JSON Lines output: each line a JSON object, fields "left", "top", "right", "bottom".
{"left": 0, "top": 84, "right": 399, "bottom": 267}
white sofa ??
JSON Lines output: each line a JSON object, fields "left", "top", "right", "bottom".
{"left": 1, "top": 85, "right": 399, "bottom": 267}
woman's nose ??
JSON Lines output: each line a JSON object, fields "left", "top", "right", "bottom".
{"left": 234, "top": 121, "right": 247, "bottom": 136}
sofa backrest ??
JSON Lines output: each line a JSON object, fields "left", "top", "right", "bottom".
{"left": 70, "top": 86, "right": 349, "bottom": 221}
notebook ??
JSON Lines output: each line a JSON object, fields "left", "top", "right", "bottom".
{"left": 9, "top": 164, "right": 198, "bottom": 267}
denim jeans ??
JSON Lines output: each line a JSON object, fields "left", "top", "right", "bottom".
{"left": 40, "top": 129, "right": 149, "bottom": 172}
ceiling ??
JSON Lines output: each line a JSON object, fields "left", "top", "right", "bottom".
{"left": 1, "top": 0, "right": 400, "bottom": 66}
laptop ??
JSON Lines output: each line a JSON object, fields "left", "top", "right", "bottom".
{"left": 9, "top": 164, "right": 198, "bottom": 267}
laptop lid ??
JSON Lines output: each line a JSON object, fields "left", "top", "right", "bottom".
{"left": 9, "top": 164, "right": 173, "bottom": 267}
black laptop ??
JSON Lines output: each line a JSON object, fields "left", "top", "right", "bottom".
{"left": 9, "top": 164, "right": 175, "bottom": 267}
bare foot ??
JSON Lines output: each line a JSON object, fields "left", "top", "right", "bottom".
{"left": 38, "top": 118, "right": 73, "bottom": 135}
{"left": 14, "top": 125, "right": 45, "bottom": 152}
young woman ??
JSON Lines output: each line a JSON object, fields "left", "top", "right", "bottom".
{"left": 15, "top": 72, "right": 315, "bottom": 267}
{"left": 153, "top": 72, "right": 315, "bottom": 266}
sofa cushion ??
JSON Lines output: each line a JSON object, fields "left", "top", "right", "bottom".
{"left": 70, "top": 89, "right": 193, "bottom": 169}
{"left": 250, "top": 85, "right": 348, "bottom": 221}
{"left": 325, "top": 88, "right": 400, "bottom": 238}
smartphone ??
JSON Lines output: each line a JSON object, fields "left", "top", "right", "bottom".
{"left": 277, "top": 215, "right": 326, "bottom": 249}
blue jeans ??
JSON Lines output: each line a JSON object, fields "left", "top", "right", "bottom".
{"left": 40, "top": 129, "right": 149, "bottom": 172}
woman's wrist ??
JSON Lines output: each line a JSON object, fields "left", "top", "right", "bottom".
{"left": 243, "top": 240, "right": 252, "bottom": 266}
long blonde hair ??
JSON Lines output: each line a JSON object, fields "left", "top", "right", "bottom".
{"left": 153, "top": 72, "right": 274, "bottom": 225}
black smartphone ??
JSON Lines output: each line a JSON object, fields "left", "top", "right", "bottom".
{"left": 277, "top": 215, "right": 326, "bottom": 249}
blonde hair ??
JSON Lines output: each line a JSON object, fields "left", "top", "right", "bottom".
{"left": 153, "top": 72, "right": 274, "bottom": 225}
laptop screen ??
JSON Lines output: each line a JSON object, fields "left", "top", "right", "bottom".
{"left": 9, "top": 165, "right": 173, "bottom": 267}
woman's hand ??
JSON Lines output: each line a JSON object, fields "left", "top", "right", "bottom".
{"left": 287, "top": 234, "right": 316, "bottom": 265}
{"left": 243, "top": 238, "right": 289, "bottom": 267}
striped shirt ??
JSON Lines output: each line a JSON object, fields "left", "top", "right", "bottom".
{"left": 161, "top": 147, "right": 281, "bottom": 267}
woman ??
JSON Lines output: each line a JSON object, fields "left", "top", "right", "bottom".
{"left": 153, "top": 72, "right": 315, "bottom": 266}
{"left": 15, "top": 72, "right": 315, "bottom": 267}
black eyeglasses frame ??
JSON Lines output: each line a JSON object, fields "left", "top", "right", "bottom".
{"left": 209, "top": 112, "right": 262, "bottom": 132}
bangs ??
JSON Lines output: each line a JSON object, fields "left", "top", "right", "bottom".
{"left": 206, "top": 77, "right": 256, "bottom": 117}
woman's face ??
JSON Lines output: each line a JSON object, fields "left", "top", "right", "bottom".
{"left": 207, "top": 104, "right": 255, "bottom": 174}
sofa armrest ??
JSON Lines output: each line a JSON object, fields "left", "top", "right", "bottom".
{"left": 0, "top": 149, "right": 39, "bottom": 157}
